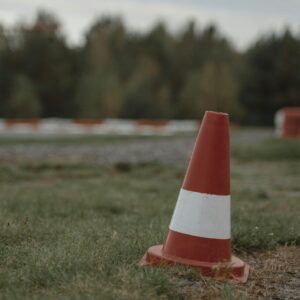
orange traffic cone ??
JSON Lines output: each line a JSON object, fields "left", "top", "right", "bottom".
{"left": 140, "top": 111, "right": 249, "bottom": 282}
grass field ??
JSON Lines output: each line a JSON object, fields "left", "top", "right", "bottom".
{"left": 0, "top": 132, "right": 299, "bottom": 299}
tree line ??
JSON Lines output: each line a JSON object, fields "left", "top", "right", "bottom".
{"left": 0, "top": 12, "right": 299, "bottom": 125}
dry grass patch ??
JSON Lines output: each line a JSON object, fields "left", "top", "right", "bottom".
{"left": 243, "top": 246, "right": 300, "bottom": 299}
{"left": 182, "top": 246, "right": 300, "bottom": 300}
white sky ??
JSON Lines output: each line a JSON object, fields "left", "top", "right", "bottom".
{"left": 0, "top": 0, "right": 299, "bottom": 49}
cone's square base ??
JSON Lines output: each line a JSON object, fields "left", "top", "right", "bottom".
{"left": 140, "top": 245, "right": 249, "bottom": 283}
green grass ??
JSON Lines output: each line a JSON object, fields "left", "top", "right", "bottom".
{"left": 232, "top": 138, "right": 300, "bottom": 161}
{"left": 0, "top": 137, "right": 299, "bottom": 299}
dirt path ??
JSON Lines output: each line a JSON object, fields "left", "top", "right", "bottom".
{"left": 0, "top": 128, "right": 273, "bottom": 164}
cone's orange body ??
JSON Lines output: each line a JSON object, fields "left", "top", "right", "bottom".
{"left": 140, "top": 111, "right": 249, "bottom": 282}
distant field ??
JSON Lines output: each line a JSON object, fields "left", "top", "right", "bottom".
{"left": 0, "top": 129, "right": 299, "bottom": 299}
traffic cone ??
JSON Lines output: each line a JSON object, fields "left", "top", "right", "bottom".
{"left": 140, "top": 111, "right": 249, "bottom": 282}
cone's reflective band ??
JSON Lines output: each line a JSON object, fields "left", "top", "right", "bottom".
{"left": 140, "top": 111, "right": 249, "bottom": 283}
{"left": 165, "top": 189, "right": 231, "bottom": 262}
{"left": 170, "top": 189, "right": 230, "bottom": 239}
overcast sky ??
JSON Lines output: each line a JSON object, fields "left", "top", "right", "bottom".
{"left": 0, "top": 0, "right": 299, "bottom": 49}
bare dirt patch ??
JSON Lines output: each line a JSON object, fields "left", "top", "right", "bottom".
{"left": 243, "top": 246, "right": 300, "bottom": 299}
{"left": 183, "top": 246, "right": 300, "bottom": 299}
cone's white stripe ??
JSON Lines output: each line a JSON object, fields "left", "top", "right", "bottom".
{"left": 169, "top": 189, "right": 231, "bottom": 239}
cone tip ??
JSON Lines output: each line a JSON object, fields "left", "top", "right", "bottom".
{"left": 205, "top": 110, "right": 228, "bottom": 116}
{"left": 203, "top": 111, "right": 229, "bottom": 124}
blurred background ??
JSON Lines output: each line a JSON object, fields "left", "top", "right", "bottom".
{"left": 0, "top": 0, "right": 299, "bottom": 125}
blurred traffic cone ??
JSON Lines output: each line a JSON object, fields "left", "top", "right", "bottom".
{"left": 140, "top": 111, "right": 249, "bottom": 282}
